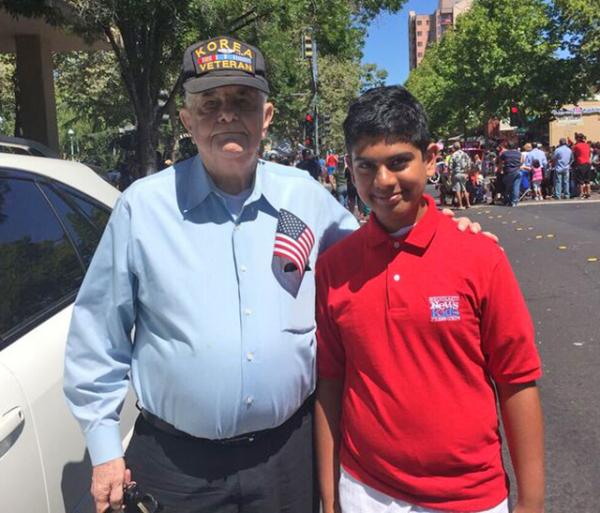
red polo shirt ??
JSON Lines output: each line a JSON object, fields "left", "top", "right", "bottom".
{"left": 316, "top": 195, "right": 541, "bottom": 512}
{"left": 573, "top": 141, "right": 591, "bottom": 165}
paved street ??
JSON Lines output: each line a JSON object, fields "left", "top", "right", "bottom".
{"left": 465, "top": 199, "right": 600, "bottom": 512}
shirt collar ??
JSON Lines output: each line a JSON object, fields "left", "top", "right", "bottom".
{"left": 366, "top": 194, "right": 440, "bottom": 250}
{"left": 179, "top": 157, "right": 283, "bottom": 214}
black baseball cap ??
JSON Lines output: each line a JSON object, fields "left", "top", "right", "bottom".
{"left": 182, "top": 36, "right": 269, "bottom": 94}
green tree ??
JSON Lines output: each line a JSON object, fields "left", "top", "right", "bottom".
{"left": 406, "top": 0, "right": 576, "bottom": 137}
{"left": 553, "top": 0, "right": 600, "bottom": 95}
{"left": 1, "top": 0, "right": 407, "bottom": 173}
{"left": 360, "top": 62, "right": 388, "bottom": 92}
{"left": 0, "top": 53, "right": 16, "bottom": 136}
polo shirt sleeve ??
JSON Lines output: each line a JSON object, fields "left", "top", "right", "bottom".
{"left": 480, "top": 250, "right": 542, "bottom": 384}
{"left": 316, "top": 258, "right": 345, "bottom": 381}
{"left": 63, "top": 194, "right": 137, "bottom": 466}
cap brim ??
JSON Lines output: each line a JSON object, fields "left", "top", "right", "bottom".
{"left": 183, "top": 75, "right": 269, "bottom": 94}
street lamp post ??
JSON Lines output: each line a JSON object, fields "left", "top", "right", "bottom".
{"left": 67, "top": 128, "right": 75, "bottom": 160}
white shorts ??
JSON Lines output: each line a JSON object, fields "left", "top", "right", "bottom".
{"left": 339, "top": 467, "right": 509, "bottom": 513}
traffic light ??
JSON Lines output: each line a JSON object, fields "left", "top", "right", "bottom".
{"left": 304, "top": 113, "right": 315, "bottom": 149}
{"left": 320, "top": 113, "right": 331, "bottom": 137}
{"left": 509, "top": 103, "right": 520, "bottom": 127}
{"left": 302, "top": 32, "right": 313, "bottom": 59}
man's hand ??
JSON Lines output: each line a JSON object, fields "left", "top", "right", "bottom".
{"left": 441, "top": 208, "right": 499, "bottom": 243}
{"left": 91, "top": 457, "right": 131, "bottom": 513}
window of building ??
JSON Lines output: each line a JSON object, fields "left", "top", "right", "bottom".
{"left": 417, "top": 20, "right": 422, "bottom": 25}
{"left": 418, "top": 52, "right": 423, "bottom": 58}
{"left": 417, "top": 31, "right": 422, "bottom": 36}
{"left": 417, "top": 42, "right": 423, "bottom": 47}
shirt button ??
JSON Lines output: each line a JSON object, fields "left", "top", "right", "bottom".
{"left": 393, "top": 241, "right": 400, "bottom": 249}
{"left": 240, "top": 265, "right": 247, "bottom": 272}
{"left": 246, "top": 352, "right": 254, "bottom": 361}
{"left": 245, "top": 396, "right": 254, "bottom": 405}
{"left": 393, "top": 274, "right": 401, "bottom": 282}
{"left": 244, "top": 308, "right": 252, "bottom": 316}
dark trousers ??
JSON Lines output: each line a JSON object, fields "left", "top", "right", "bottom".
{"left": 124, "top": 400, "right": 318, "bottom": 513}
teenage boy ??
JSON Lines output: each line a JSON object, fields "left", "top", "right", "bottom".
{"left": 315, "top": 86, "right": 544, "bottom": 513}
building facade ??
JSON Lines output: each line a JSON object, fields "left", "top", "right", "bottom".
{"left": 408, "top": 0, "right": 473, "bottom": 70}
{"left": 549, "top": 100, "right": 600, "bottom": 147}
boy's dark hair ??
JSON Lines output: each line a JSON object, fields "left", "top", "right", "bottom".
{"left": 343, "top": 86, "right": 431, "bottom": 157}
{"left": 532, "top": 158, "right": 541, "bottom": 168}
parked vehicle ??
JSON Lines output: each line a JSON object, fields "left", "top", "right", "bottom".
{"left": 0, "top": 153, "right": 136, "bottom": 513}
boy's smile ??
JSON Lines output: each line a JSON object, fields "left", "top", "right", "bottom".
{"left": 349, "top": 138, "right": 438, "bottom": 232}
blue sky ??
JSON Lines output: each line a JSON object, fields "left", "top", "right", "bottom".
{"left": 362, "top": 0, "right": 439, "bottom": 85}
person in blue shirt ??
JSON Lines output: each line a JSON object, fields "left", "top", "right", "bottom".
{"left": 64, "top": 36, "right": 489, "bottom": 513}
{"left": 552, "top": 138, "right": 573, "bottom": 199}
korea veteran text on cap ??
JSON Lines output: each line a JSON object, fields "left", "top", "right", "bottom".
{"left": 182, "top": 36, "right": 269, "bottom": 94}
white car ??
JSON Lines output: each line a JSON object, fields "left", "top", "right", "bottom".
{"left": 0, "top": 154, "right": 136, "bottom": 513}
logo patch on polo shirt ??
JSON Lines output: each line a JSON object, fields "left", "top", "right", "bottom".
{"left": 429, "top": 296, "right": 460, "bottom": 322}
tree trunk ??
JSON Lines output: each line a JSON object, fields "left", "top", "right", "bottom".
{"left": 135, "top": 109, "right": 158, "bottom": 177}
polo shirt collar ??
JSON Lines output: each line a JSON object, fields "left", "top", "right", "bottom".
{"left": 366, "top": 194, "right": 440, "bottom": 250}
{"left": 180, "top": 157, "right": 282, "bottom": 213}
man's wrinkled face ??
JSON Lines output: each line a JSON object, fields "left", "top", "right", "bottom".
{"left": 180, "top": 85, "right": 273, "bottom": 167}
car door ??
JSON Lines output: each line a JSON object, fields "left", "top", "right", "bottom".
{"left": 0, "top": 362, "right": 49, "bottom": 512}
{"left": 0, "top": 173, "right": 78, "bottom": 513}
{"left": 0, "top": 171, "right": 102, "bottom": 513}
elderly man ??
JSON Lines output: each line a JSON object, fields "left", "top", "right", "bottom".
{"left": 64, "top": 36, "right": 486, "bottom": 513}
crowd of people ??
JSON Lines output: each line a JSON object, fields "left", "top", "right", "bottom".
{"left": 434, "top": 134, "right": 599, "bottom": 208}
{"left": 267, "top": 131, "right": 599, "bottom": 221}
{"left": 268, "top": 147, "right": 372, "bottom": 221}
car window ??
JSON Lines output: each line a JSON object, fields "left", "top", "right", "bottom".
{"left": 40, "top": 184, "right": 103, "bottom": 267}
{"left": 53, "top": 183, "right": 110, "bottom": 231}
{"left": 0, "top": 177, "right": 84, "bottom": 343}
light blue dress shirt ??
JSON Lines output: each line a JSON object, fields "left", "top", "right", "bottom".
{"left": 524, "top": 148, "right": 548, "bottom": 169}
{"left": 553, "top": 145, "right": 573, "bottom": 172}
{"left": 64, "top": 156, "right": 357, "bottom": 465}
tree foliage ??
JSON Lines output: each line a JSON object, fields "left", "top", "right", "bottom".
{"left": 553, "top": 0, "right": 600, "bottom": 92}
{"left": 1, "top": 0, "right": 405, "bottom": 173}
{"left": 0, "top": 54, "right": 16, "bottom": 136}
{"left": 406, "top": 0, "right": 593, "bottom": 138}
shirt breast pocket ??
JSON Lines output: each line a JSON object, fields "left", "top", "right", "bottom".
{"left": 279, "top": 269, "right": 316, "bottom": 334}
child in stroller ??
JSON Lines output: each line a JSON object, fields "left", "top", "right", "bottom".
{"left": 467, "top": 166, "right": 486, "bottom": 204}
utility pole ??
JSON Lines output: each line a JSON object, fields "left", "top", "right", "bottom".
{"left": 302, "top": 28, "right": 319, "bottom": 155}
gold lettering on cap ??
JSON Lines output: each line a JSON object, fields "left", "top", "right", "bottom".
{"left": 233, "top": 41, "right": 241, "bottom": 53}
{"left": 207, "top": 41, "right": 217, "bottom": 52}
{"left": 194, "top": 47, "right": 206, "bottom": 58}
{"left": 219, "top": 38, "right": 230, "bottom": 50}
{"left": 242, "top": 48, "right": 252, "bottom": 58}
{"left": 206, "top": 61, "right": 215, "bottom": 70}
{"left": 222, "top": 61, "right": 232, "bottom": 69}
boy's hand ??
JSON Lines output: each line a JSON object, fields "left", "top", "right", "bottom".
{"left": 441, "top": 208, "right": 499, "bottom": 243}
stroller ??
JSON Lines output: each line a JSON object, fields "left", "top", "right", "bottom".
{"left": 467, "top": 171, "right": 486, "bottom": 204}
{"left": 519, "top": 169, "right": 531, "bottom": 201}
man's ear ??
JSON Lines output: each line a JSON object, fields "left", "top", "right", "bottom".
{"left": 262, "top": 102, "right": 275, "bottom": 138}
{"left": 179, "top": 109, "right": 191, "bottom": 132}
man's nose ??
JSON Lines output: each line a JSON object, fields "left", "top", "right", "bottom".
{"left": 217, "top": 101, "right": 239, "bottom": 122}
